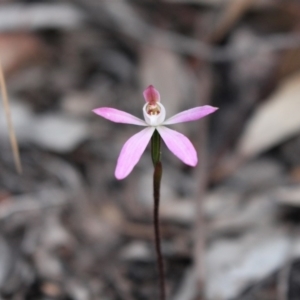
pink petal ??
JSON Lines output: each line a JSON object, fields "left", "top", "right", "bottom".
{"left": 143, "top": 85, "right": 160, "bottom": 104}
{"left": 115, "top": 127, "right": 155, "bottom": 180}
{"left": 163, "top": 105, "right": 218, "bottom": 125}
{"left": 156, "top": 126, "right": 197, "bottom": 166}
{"left": 93, "top": 107, "right": 146, "bottom": 126}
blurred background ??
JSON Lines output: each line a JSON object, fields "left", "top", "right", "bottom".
{"left": 1, "top": 0, "right": 300, "bottom": 299}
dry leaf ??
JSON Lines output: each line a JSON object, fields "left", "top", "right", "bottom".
{"left": 237, "top": 71, "right": 300, "bottom": 158}
{"left": 206, "top": 230, "right": 291, "bottom": 299}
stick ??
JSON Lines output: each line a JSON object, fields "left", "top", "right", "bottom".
{"left": 0, "top": 59, "right": 22, "bottom": 174}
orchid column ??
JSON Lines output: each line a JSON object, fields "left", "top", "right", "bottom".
{"left": 93, "top": 85, "right": 218, "bottom": 299}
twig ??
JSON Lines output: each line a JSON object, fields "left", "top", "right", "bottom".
{"left": 207, "top": 0, "right": 256, "bottom": 43}
{"left": 193, "top": 66, "right": 214, "bottom": 299}
{"left": 193, "top": 117, "right": 208, "bottom": 299}
{"left": 0, "top": 59, "right": 22, "bottom": 174}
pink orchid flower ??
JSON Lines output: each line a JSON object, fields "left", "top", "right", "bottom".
{"left": 93, "top": 85, "right": 218, "bottom": 180}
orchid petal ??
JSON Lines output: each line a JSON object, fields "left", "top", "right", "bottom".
{"left": 143, "top": 85, "right": 160, "bottom": 104}
{"left": 163, "top": 105, "right": 218, "bottom": 125}
{"left": 157, "top": 126, "right": 197, "bottom": 166}
{"left": 115, "top": 127, "right": 155, "bottom": 180}
{"left": 93, "top": 108, "right": 146, "bottom": 126}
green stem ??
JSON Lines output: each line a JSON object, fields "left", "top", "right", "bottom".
{"left": 151, "top": 130, "right": 161, "bottom": 166}
{"left": 151, "top": 130, "right": 166, "bottom": 300}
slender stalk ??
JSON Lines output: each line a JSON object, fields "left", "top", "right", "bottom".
{"left": 151, "top": 129, "right": 161, "bottom": 165}
{"left": 0, "top": 60, "right": 22, "bottom": 174}
{"left": 153, "top": 161, "right": 165, "bottom": 300}
{"left": 193, "top": 66, "right": 213, "bottom": 298}
{"left": 151, "top": 130, "right": 166, "bottom": 300}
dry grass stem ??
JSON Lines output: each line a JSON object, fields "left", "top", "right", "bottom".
{"left": 0, "top": 59, "right": 22, "bottom": 174}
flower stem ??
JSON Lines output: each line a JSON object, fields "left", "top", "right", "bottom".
{"left": 151, "top": 130, "right": 166, "bottom": 300}
{"left": 151, "top": 129, "right": 161, "bottom": 165}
